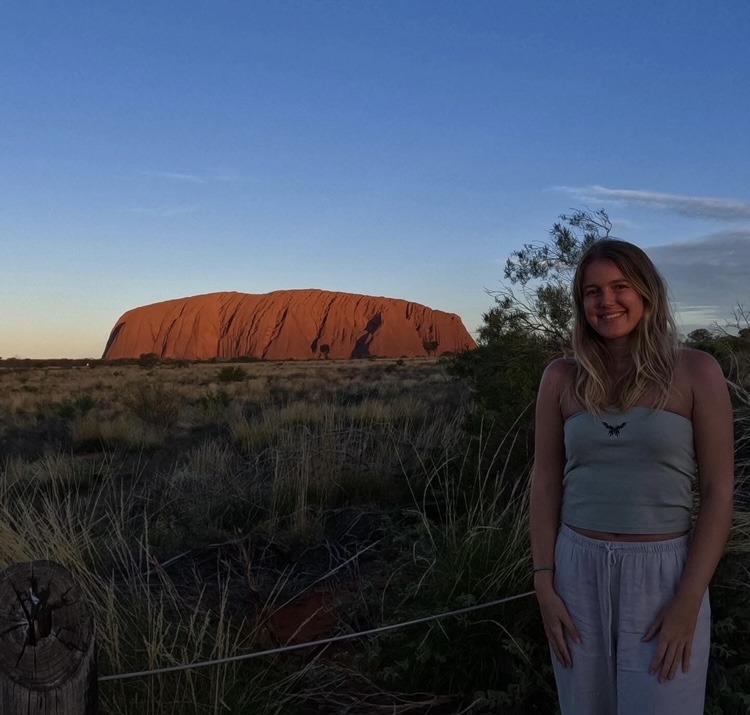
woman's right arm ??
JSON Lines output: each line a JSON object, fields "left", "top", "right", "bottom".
{"left": 530, "top": 359, "right": 580, "bottom": 667}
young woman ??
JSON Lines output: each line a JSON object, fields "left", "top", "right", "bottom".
{"left": 530, "top": 239, "right": 734, "bottom": 714}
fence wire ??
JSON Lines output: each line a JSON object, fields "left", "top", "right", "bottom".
{"left": 98, "top": 589, "right": 536, "bottom": 682}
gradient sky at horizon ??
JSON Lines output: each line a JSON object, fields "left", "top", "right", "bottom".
{"left": 2, "top": 1, "right": 749, "bottom": 358}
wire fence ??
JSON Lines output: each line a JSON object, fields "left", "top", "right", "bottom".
{"left": 98, "top": 589, "right": 536, "bottom": 683}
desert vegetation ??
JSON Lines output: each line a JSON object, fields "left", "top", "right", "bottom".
{"left": 1, "top": 352, "right": 749, "bottom": 714}
{"left": 2, "top": 212, "right": 749, "bottom": 714}
{"left": 0, "top": 357, "right": 511, "bottom": 713}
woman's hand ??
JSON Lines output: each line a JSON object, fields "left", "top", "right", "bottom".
{"left": 535, "top": 578, "right": 581, "bottom": 668}
{"left": 642, "top": 594, "right": 702, "bottom": 682}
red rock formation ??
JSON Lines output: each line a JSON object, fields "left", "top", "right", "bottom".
{"left": 102, "top": 290, "right": 476, "bottom": 360}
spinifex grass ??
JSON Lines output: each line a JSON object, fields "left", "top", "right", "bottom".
{"left": 332, "top": 420, "right": 555, "bottom": 713}
{"left": 0, "top": 453, "right": 291, "bottom": 714}
{"left": 0, "top": 358, "right": 749, "bottom": 713}
{"left": 0, "top": 358, "right": 475, "bottom": 712}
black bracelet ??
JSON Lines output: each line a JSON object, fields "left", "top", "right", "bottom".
{"left": 533, "top": 565, "right": 555, "bottom": 574}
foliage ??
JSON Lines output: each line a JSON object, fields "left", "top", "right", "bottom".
{"left": 121, "top": 380, "right": 181, "bottom": 429}
{"left": 685, "top": 323, "right": 750, "bottom": 387}
{"left": 705, "top": 546, "right": 750, "bottom": 715}
{"left": 495, "top": 208, "right": 611, "bottom": 350}
{"left": 422, "top": 338, "right": 439, "bottom": 356}
{"left": 448, "top": 330, "right": 550, "bottom": 424}
{"left": 0, "top": 359, "right": 472, "bottom": 713}
{"left": 55, "top": 394, "right": 96, "bottom": 419}
{"left": 349, "top": 430, "right": 556, "bottom": 712}
{"left": 217, "top": 365, "right": 248, "bottom": 382}
{"left": 137, "top": 352, "right": 160, "bottom": 368}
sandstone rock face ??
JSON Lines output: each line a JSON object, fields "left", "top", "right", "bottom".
{"left": 102, "top": 290, "right": 476, "bottom": 360}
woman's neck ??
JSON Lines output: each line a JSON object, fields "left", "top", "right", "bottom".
{"left": 605, "top": 342, "right": 633, "bottom": 376}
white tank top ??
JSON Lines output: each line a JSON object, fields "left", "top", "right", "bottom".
{"left": 561, "top": 406, "right": 696, "bottom": 533}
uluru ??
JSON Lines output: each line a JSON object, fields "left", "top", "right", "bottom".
{"left": 102, "top": 290, "right": 476, "bottom": 361}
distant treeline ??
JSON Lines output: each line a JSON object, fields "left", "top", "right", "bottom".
{"left": 0, "top": 355, "right": 258, "bottom": 370}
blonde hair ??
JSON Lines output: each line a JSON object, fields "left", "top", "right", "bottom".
{"left": 568, "top": 239, "right": 679, "bottom": 414}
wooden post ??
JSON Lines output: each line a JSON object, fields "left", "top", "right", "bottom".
{"left": 0, "top": 560, "right": 97, "bottom": 714}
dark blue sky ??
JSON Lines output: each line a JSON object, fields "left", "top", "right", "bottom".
{"left": 3, "top": 1, "right": 749, "bottom": 357}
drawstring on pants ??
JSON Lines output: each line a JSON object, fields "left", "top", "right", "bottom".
{"left": 604, "top": 544, "right": 616, "bottom": 657}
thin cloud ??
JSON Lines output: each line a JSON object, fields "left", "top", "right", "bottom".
{"left": 209, "top": 171, "right": 245, "bottom": 183}
{"left": 647, "top": 231, "right": 750, "bottom": 330}
{"left": 675, "top": 305, "right": 728, "bottom": 330}
{"left": 154, "top": 171, "right": 205, "bottom": 183}
{"left": 561, "top": 185, "right": 750, "bottom": 221}
{"left": 161, "top": 205, "right": 197, "bottom": 217}
{"left": 142, "top": 170, "right": 245, "bottom": 184}
{"left": 127, "top": 205, "right": 197, "bottom": 217}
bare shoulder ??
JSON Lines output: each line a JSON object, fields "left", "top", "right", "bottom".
{"left": 676, "top": 347, "right": 726, "bottom": 387}
{"left": 676, "top": 350, "right": 734, "bottom": 489}
{"left": 540, "top": 357, "right": 576, "bottom": 390}
{"left": 537, "top": 357, "right": 576, "bottom": 415}
{"left": 676, "top": 348, "right": 732, "bottom": 424}
{"left": 535, "top": 358, "right": 572, "bottom": 460}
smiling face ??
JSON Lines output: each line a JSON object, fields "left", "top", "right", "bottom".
{"left": 581, "top": 259, "right": 645, "bottom": 345}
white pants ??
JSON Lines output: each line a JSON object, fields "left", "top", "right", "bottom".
{"left": 552, "top": 525, "right": 711, "bottom": 715}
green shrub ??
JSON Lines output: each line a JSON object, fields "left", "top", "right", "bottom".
{"left": 121, "top": 381, "right": 180, "bottom": 429}
{"left": 199, "top": 389, "right": 231, "bottom": 409}
{"left": 54, "top": 399, "right": 77, "bottom": 420}
{"left": 73, "top": 393, "right": 97, "bottom": 413}
{"left": 705, "top": 538, "right": 750, "bottom": 713}
{"left": 218, "top": 365, "right": 247, "bottom": 383}
{"left": 348, "top": 435, "right": 554, "bottom": 711}
{"left": 137, "top": 352, "right": 160, "bottom": 368}
{"left": 52, "top": 393, "right": 97, "bottom": 421}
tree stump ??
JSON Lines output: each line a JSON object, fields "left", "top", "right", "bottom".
{"left": 0, "top": 560, "right": 97, "bottom": 714}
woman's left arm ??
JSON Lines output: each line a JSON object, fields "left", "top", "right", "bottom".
{"left": 644, "top": 349, "right": 734, "bottom": 682}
